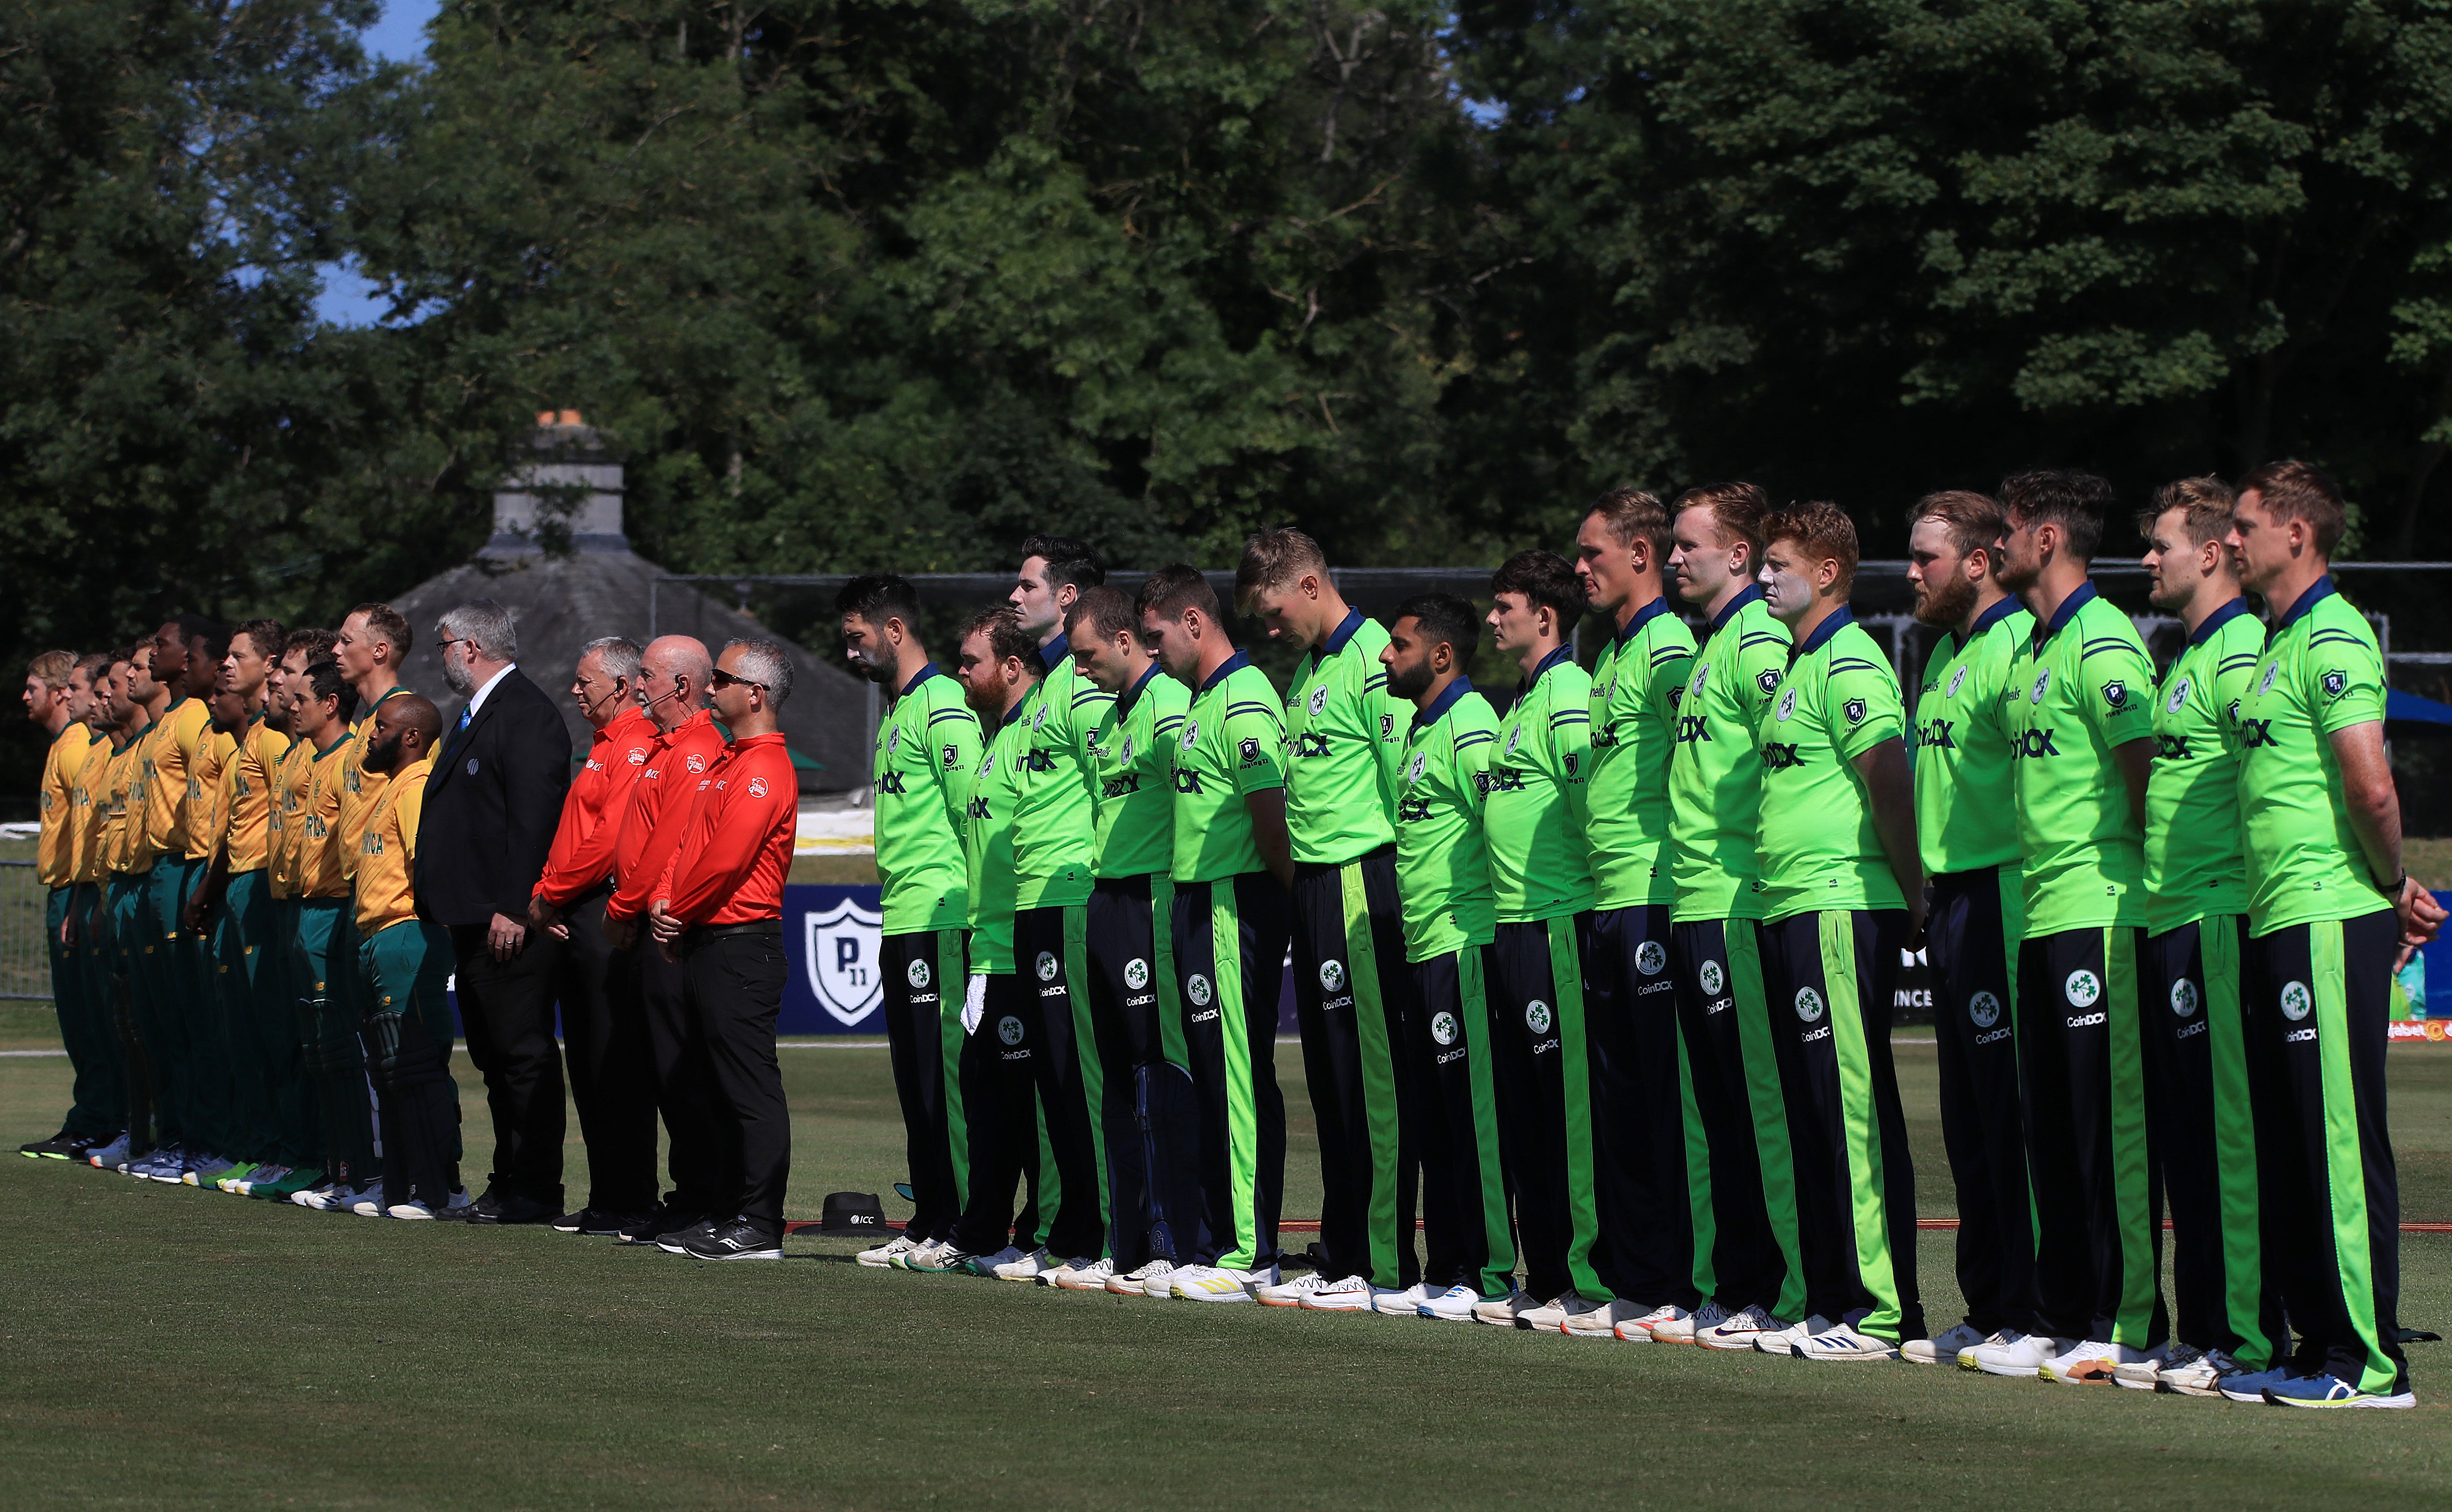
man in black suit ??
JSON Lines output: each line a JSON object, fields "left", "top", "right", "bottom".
{"left": 415, "top": 599, "right": 572, "bottom": 1224}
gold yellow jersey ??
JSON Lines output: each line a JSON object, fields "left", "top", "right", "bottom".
{"left": 121, "top": 715, "right": 163, "bottom": 871}
{"left": 338, "top": 684, "right": 412, "bottom": 882}
{"left": 267, "top": 738, "right": 314, "bottom": 899}
{"left": 99, "top": 736, "right": 145, "bottom": 876}
{"left": 141, "top": 696, "right": 210, "bottom": 865}
{"left": 37, "top": 721, "right": 91, "bottom": 887}
{"left": 68, "top": 726, "right": 112, "bottom": 885}
{"left": 354, "top": 751, "right": 433, "bottom": 934}
{"left": 295, "top": 731, "right": 352, "bottom": 900}
{"left": 188, "top": 726, "right": 236, "bottom": 862}
{"left": 223, "top": 714, "right": 289, "bottom": 875}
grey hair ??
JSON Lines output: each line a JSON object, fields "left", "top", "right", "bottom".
{"left": 723, "top": 638, "right": 793, "bottom": 709}
{"left": 579, "top": 636, "right": 641, "bottom": 683}
{"left": 435, "top": 599, "right": 518, "bottom": 662}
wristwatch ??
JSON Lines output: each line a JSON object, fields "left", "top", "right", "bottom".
{"left": 2379, "top": 872, "right": 2409, "bottom": 898}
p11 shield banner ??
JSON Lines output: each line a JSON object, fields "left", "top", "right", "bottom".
{"left": 784, "top": 883, "right": 887, "bottom": 1035}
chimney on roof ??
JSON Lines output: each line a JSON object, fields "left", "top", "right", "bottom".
{"left": 488, "top": 412, "right": 627, "bottom": 555}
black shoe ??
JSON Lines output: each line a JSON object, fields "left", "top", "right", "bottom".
{"left": 464, "top": 1192, "right": 556, "bottom": 1226}
{"left": 582, "top": 1208, "right": 652, "bottom": 1237}
{"left": 619, "top": 1206, "right": 704, "bottom": 1246}
{"left": 20, "top": 1133, "right": 74, "bottom": 1160}
{"left": 656, "top": 1218, "right": 723, "bottom": 1255}
{"left": 678, "top": 1217, "right": 784, "bottom": 1261}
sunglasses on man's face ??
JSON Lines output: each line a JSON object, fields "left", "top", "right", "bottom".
{"left": 709, "top": 669, "right": 768, "bottom": 693}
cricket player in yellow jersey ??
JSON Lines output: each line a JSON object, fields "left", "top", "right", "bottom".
{"left": 176, "top": 659, "right": 246, "bottom": 1188}
{"left": 62, "top": 653, "right": 127, "bottom": 1162}
{"left": 284, "top": 660, "right": 375, "bottom": 1211}
{"left": 119, "top": 641, "right": 191, "bottom": 1178}
{"left": 333, "top": 605, "right": 413, "bottom": 924}
{"left": 247, "top": 630, "right": 335, "bottom": 1202}
{"left": 354, "top": 692, "right": 466, "bottom": 1219}
{"left": 20, "top": 651, "right": 103, "bottom": 1158}
{"left": 96, "top": 650, "right": 164, "bottom": 1170}
{"left": 208, "top": 623, "right": 311, "bottom": 1197}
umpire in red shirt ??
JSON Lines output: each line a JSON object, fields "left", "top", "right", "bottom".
{"left": 529, "top": 636, "right": 660, "bottom": 1235}
{"left": 647, "top": 638, "right": 800, "bottom": 1260}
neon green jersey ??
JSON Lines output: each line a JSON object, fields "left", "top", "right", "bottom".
{"left": 1086, "top": 662, "right": 1188, "bottom": 879}
{"left": 2145, "top": 599, "right": 2263, "bottom": 933}
{"left": 1283, "top": 608, "right": 1405, "bottom": 865}
{"left": 1486, "top": 647, "right": 1593, "bottom": 923}
{"left": 1757, "top": 610, "right": 1907, "bottom": 919}
{"left": 1394, "top": 679, "right": 1499, "bottom": 962}
{"left": 2235, "top": 577, "right": 2390, "bottom": 934}
{"left": 872, "top": 662, "right": 982, "bottom": 935}
{"left": 1669, "top": 588, "right": 1790, "bottom": 922}
{"left": 1169, "top": 653, "right": 1287, "bottom": 884}
{"left": 1913, "top": 598, "right": 2031, "bottom": 877}
{"left": 2007, "top": 582, "right": 2156, "bottom": 934}
{"left": 1011, "top": 636, "right": 1109, "bottom": 911}
{"left": 1588, "top": 597, "right": 1697, "bottom": 909}
{"left": 962, "top": 708, "right": 1028, "bottom": 974}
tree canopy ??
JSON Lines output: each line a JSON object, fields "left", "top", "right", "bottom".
{"left": 8, "top": 0, "right": 2452, "bottom": 668}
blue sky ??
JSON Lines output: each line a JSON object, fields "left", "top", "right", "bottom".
{"left": 315, "top": 0, "right": 442, "bottom": 327}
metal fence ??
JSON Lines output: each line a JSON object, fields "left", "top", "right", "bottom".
{"left": 0, "top": 861, "right": 50, "bottom": 1001}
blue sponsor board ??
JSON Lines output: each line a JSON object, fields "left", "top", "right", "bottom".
{"left": 786, "top": 883, "right": 886, "bottom": 1034}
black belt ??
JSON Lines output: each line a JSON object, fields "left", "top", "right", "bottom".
{"left": 683, "top": 919, "right": 783, "bottom": 947}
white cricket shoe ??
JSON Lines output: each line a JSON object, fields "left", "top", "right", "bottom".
{"left": 1418, "top": 1285, "right": 1483, "bottom": 1322}
{"left": 1471, "top": 1289, "right": 1541, "bottom": 1327}
{"left": 1518, "top": 1292, "right": 1596, "bottom": 1332}
{"left": 350, "top": 1187, "right": 392, "bottom": 1217}
{"left": 1963, "top": 1330, "right": 2068, "bottom": 1377}
{"left": 1648, "top": 1300, "right": 1720, "bottom": 1344}
{"left": 2115, "top": 1341, "right": 2183, "bottom": 1390}
{"left": 1106, "top": 1259, "right": 1177, "bottom": 1297}
{"left": 1902, "top": 1322, "right": 1989, "bottom": 1365}
{"left": 1049, "top": 1257, "right": 1114, "bottom": 1290}
{"left": 1173, "top": 1264, "right": 1271, "bottom": 1302}
{"left": 1373, "top": 1283, "right": 1435, "bottom": 1317}
{"left": 1603, "top": 1303, "right": 1689, "bottom": 1342}
{"left": 1793, "top": 1313, "right": 1900, "bottom": 1360}
{"left": 1698, "top": 1305, "right": 1778, "bottom": 1351}
{"left": 1563, "top": 1298, "right": 1655, "bottom": 1338}
{"left": 2042, "top": 1338, "right": 2160, "bottom": 1386}
{"left": 1256, "top": 1272, "right": 1355, "bottom": 1308}
{"left": 898, "top": 1238, "right": 952, "bottom": 1271}
{"left": 1754, "top": 1314, "right": 1824, "bottom": 1356}
{"left": 857, "top": 1235, "right": 921, "bottom": 1269}
{"left": 387, "top": 1200, "right": 442, "bottom": 1220}
{"left": 992, "top": 1247, "right": 1061, "bottom": 1282}
{"left": 2157, "top": 1345, "right": 2247, "bottom": 1398}
{"left": 1298, "top": 1275, "right": 1379, "bottom": 1311}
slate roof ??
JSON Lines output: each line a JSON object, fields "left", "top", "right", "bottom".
{"left": 386, "top": 543, "right": 870, "bottom": 790}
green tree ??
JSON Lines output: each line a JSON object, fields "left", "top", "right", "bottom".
{"left": 1454, "top": 0, "right": 2452, "bottom": 540}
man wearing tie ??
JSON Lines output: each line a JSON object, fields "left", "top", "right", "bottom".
{"left": 414, "top": 599, "right": 572, "bottom": 1226}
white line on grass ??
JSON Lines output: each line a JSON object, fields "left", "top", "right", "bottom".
{"left": 0, "top": 1049, "right": 66, "bottom": 1057}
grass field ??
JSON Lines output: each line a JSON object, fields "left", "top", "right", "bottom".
{"left": 3, "top": 1035, "right": 2448, "bottom": 1509}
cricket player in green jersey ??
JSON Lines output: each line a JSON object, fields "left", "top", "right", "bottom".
{"left": 1977, "top": 469, "right": 2168, "bottom": 1383}
{"left": 1002, "top": 537, "right": 1119, "bottom": 1284}
{"left": 1472, "top": 549, "right": 1604, "bottom": 1331}
{"left": 941, "top": 606, "right": 1080, "bottom": 1276}
{"left": 1902, "top": 490, "right": 2039, "bottom": 1367}
{"left": 1381, "top": 593, "right": 1518, "bottom": 1321}
{"left": 1066, "top": 586, "right": 1198, "bottom": 1297}
{"left": 1568, "top": 489, "right": 1703, "bottom": 1340}
{"left": 839, "top": 575, "right": 982, "bottom": 1267}
{"left": 1752, "top": 501, "right": 1926, "bottom": 1362}
{"left": 2121, "top": 478, "right": 2283, "bottom": 1397}
{"left": 1663, "top": 482, "right": 1805, "bottom": 1350}
{"left": 1236, "top": 529, "right": 1417, "bottom": 1312}
{"left": 1141, "top": 565, "right": 1294, "bottom": 1302}
{"left": 2221, "top": 461, "right": 2442, "bottom": 1409}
